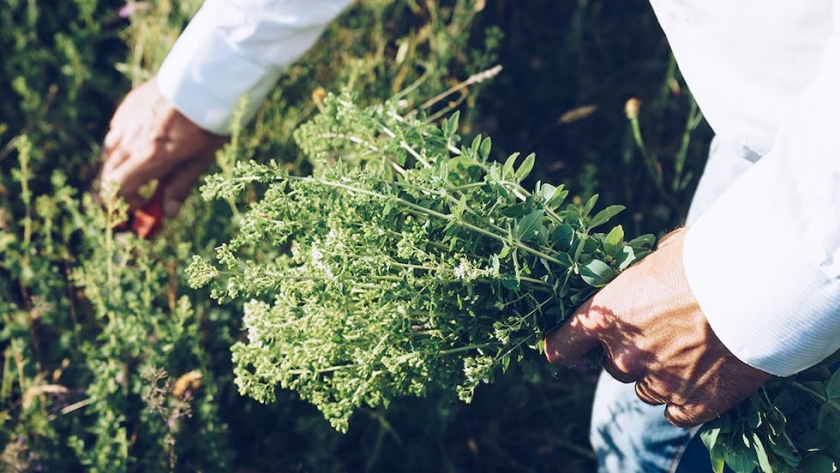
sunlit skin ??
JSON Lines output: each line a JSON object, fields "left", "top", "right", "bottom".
{"left": 544, "top": 228, "right": 771, "bottom": 427}
{"left": 101, "top": 77, "right": 227, "bottom": 218}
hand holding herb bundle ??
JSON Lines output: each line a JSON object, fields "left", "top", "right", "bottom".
{"left": 188, "top": 93, "right": 840, "bottom": 473}
{"left": 546, "top": 227, "right": 772, "bottom": 428}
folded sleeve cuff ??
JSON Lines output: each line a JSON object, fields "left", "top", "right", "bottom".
{"left": 683, "top": 154, "right": 840, "bottom": 377}
{"left": 156, "top": 1, "right": 334, "bottom": 135}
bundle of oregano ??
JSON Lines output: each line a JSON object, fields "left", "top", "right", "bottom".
{"left": 187, "top": 93, "right": 652, "bottom": 432}
{"left": 188, "top": 93, "right": 840, "bottom": 473}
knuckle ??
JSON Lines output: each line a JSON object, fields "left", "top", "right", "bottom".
{"left": 542, "top": 338, "right": 566, "bottom": 365}
{"left": 603, "top": 360, "right": 636, "bottom": 384}
{"left": 635, "top": 382, "right": 666, "bottom": 406}
{"left": 665, "top": 404, "right": 706, "bottom": 428}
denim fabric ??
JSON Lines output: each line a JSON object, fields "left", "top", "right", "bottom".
{"left": 590, "top": 371, "right": 699, "bottom": 473}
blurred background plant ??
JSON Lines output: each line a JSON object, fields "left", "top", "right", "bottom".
{"left": 0, "top": 0, "right": 711, "bottom": 472}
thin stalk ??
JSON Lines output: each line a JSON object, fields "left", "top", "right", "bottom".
{"left": 287, "top": 364, "right": 356, "bottom": 376}
{"left": 418, "top": 65, "right": 503, "bottom": 111}
{"left": 439, "top": 342, "right": 495, "bottom": 356}
{"left": 672, "top": 97, "right": 703, "bottom": 192}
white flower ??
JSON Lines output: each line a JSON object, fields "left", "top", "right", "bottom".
{"left": 454, "top": 260, "right": 469, "bottom": 279}
{"left": 310, "top": 244, "right": 335, "bottom": 279}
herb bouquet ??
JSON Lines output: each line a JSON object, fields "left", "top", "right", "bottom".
{"left": 188, "top": 94, "right": 840, "bottom": 473}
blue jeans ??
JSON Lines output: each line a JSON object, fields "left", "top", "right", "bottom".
{"left": 590, "top": 371, "right": 736, "bottom": 473}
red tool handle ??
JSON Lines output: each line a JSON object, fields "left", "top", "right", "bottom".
{"left": 131, "top": 186, "right": 164, "bottom": 239}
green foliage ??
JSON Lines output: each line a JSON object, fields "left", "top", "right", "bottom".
{"left": 0, "top": 0, "right": 125, "bottom": 180}
{"left": 189, "top": 93, "right": 651, "bottom": 431}
{"left": 703, "top": 363, "right": 840, "bottom": 473}
{"left": 0, "top": 0, "right": 524, "bottom": 471}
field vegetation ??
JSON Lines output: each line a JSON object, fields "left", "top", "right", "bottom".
{"left": 1, "top": 1, "right": 751, "bottom": 472}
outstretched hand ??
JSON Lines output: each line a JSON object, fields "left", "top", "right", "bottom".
{"left": 101, "top": 77, "right": 227, "bottom": 219}
{"left": 544, "top": 228, "right": 771, "bottom": 427}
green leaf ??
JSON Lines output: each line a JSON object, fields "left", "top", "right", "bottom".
{"left": 538, "top": 182, "right": 556, "bottom": 202}
{"left": 470, "top": 134, "right": 482, "bottom": 156}
{"left": 501, "top": 273, "right": 519, "bottom": 290}
{"left": 799, "top": 454, "right": 836, "bottom": 473}
{"left": 579, "top": 259, "right": 616, "bottom": 287}
{"left": 603, "top": 225, "right": 624, "bottom": 257}
{"left": 616, "top": 245, "right": 637, "bottom": 270}
{"left": 445, "top": 111, "right": 461, "bottom": 137}
{"left": 501, "top": 203, "right": 532, "bottom": 218}
{"left": 451, "top": 195, "right": 468, "bottom": 219}
{"left": 479, "top": 136, "right": 492, "bottom": 160}
{"left": 588, "top": 205, "right": 625, "bottom": 230}
{"left": 546, "top": 186, "right": 569, "bottom": 211}
{"left": 550, "top": 224, "right": 574, "bottom": 252}
{"left": 555, "top": 252, "right": 574, "bottom": 269}
{"left": 501, "top": 354, "right": 511, "bottom": 373}
{"left": 581, "top": 194, "right": 598, "bottom": 217}
{"left": 827, "top": 370, "right": 840, "bottom": 406}
{"left": 502, "top": 153, "right": 520, "bottom": 179}
{"left": 753, "top": 433, "right": 774, "bottom": 473}
{"left": 514, "top": 153, "right": 535, "bottom": 182}
{"left": 723, "top": 444, "right": 758, "bottom": 473}
{"left": 517, "top": 209, "right": 544, "bottom": 242}
{"left": 711, "top": 449, "right": 727, "bottom": 473}
{"left": 768, "top": 429, "right": 802, "bottom": 467}
{"left": 701, "top": 426, "right": 722, "bottom": 452}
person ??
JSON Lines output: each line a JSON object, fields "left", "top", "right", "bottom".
{"left": 100, "top": 1, "right": 840, "bottom": 472}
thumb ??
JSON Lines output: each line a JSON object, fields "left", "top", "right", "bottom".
{"left": 543, "top": 297, "right": 603, "bottom": 366}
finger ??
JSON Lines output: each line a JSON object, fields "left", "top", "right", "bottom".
{"left": 102, "top": 129, "right": 122, "bottom": 162}
{"left": 635, "top": 381, "right": 667, "bottom": 406}
{"left": 102, "top": 123, "right": 146, "bottom": 181}
{"left": 159, "top": 154, "right": 215, "bottom": 219}
{"left": 107, "top": 147, "right": 179, "bottom": 198}
{"left": 603, "top": 359, "right": 637, "bottom": 384}
{"left": 544, "top": 298, "right": 603, "bottom": 366}
{"left": 101, "top": 147, "right": 130, "bottom": 182}
{"left": 664, "top": 403, "right": 717, "bottom": 428}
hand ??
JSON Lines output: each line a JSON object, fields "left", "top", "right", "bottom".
{"left": 544, "top": 228, "right": 771, "bottom": 427}
{"left": 101, "top": 77, "right": 227, "bottom": 218}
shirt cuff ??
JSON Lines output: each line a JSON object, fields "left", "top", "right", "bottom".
{"left": 683, "top": 155, "right": 840, "bottom": 377}
{"left": 156, "top": 1, "right": 330, "bottom": 135}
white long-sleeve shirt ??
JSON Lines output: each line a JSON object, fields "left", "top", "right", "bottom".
{"left": 649, "top": 0, "right": 840, "bottom": 377}
{"left": 158, "top": 0, "right": 840, "bottom": 377}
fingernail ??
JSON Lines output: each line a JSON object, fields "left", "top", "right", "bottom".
{"left": 163, "top": 199, "right": 180, "bottom": 219}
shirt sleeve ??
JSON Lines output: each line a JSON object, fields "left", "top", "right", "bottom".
{"left": 683, "top": 5, "right": 840, "bottom": 377}
{"left": 156, "top": 0, "right": 353, "bottom": 135}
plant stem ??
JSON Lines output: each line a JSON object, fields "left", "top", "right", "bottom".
{"left": 439, "top": 343, "right": 495, "bottom": 356}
